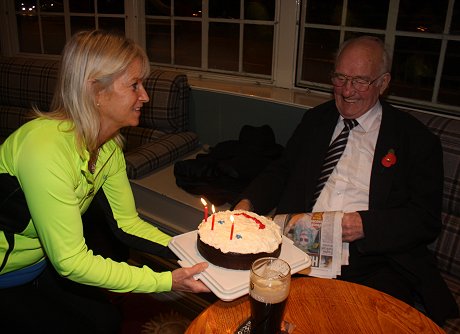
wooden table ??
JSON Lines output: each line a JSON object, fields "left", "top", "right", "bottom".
{"left": 185, "top": 277, "right": 444, "bottom": 334}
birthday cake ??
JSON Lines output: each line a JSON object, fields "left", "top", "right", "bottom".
{"left": 197, "top": 209, "right": 283, "bottom": 270}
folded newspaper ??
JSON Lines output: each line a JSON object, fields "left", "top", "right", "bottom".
{"left": 275, "top": 211, "right": 346, "bottom": 279}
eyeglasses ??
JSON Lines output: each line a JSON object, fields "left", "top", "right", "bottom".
{"left": 330, "top": 72, "right": 386, "bottom": 92}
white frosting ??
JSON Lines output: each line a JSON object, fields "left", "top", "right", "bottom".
{"left": 198, "top": 210, "right": 282, "bottom": 254}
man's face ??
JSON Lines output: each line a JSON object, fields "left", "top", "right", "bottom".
{"left": 333, "top": 41, "right": 390, "bottom": 119}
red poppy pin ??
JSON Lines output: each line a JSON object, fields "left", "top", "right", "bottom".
{"left": 381, "top": 149, "right": 397, "bottom": 168}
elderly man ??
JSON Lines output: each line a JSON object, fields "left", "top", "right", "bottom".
{"left": 235, "top": 36, "right": 458, "bottom": 325}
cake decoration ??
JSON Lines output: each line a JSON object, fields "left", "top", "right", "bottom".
{"left": 197, "top": 209, "right": 283, "bottom": 270}
{"left": 234, "top": 212, "right": 265, "bottom": 229}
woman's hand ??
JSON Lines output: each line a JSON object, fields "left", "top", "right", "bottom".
{"left": 171, "top": 262, "right": 211, "bottom": 293}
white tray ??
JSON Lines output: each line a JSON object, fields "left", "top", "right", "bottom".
{"left": 168, "top": 230, "right": 311, "bottom": 301}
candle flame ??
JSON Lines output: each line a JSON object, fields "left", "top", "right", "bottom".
{"left": 230, "top": 215, "right": 234, "bottom": 223}
{"left": 201, "top": 198, "right": 207, "bottom": 206}
{"left": 212, "top": 204, "right": 215, "bottom": 213}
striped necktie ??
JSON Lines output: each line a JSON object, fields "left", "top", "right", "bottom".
{"left": 309, "top": 118, "right": 359, "bottom": 210}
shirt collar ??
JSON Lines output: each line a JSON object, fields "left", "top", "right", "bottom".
{"left": 340, "top": 100, "right": 382, "bottom": 133}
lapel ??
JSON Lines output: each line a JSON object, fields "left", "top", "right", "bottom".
{"left": 369, "top": 102, "right": 400, "bottom": 208}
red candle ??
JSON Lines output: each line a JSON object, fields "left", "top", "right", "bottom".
{"left": 201, "top": 198, "right": 208, "bottom": 222}
{"left": 230, "top": 215, "right": 235, "bottom": 240}
{"left": 211, "top": 204, "right": 215, "bottom": 230}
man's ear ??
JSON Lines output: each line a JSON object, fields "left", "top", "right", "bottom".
{"left": 379, "top": 73, "right": 391, "bottom": 95}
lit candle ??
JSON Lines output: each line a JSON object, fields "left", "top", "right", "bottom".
{"left": 211, "top": 204, "right": 215, "bottom": 230}
{"left": 230, "top": 215, "right": 235, "bottom": 240}
{"left": 201, "top": 198, "right": 208, "bottom": 222}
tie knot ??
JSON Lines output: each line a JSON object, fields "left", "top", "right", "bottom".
{"left": 344, "top": 119, "right": 359, "bottom": 131}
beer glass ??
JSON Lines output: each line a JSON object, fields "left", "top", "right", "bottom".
{"left": 249, "top": 257, "right": 291, "bottom": 334}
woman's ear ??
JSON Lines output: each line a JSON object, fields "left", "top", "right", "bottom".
{"left": 87, "top": 79, "right": 99, "bottom": 105}
{"left": 91, "top": 80, "right": 108, "bottom": 108}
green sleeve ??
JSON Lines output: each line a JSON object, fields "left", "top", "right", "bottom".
{"left": 14, "top": 122, "right": 172, "bottom": 293}
{"left": 100, "top": 147, "right": 172, "bottom": 247}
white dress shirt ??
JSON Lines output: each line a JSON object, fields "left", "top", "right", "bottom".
{"left": 313, "top": 102, "right": 382, "bottom": 213}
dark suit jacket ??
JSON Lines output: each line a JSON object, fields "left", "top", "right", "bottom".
{"left": 242, "top": 99, "right": 458, "bottom": 324}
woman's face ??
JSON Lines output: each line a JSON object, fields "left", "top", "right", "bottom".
{"left": 97, "top": 58, "right": 149, "bottom": 135}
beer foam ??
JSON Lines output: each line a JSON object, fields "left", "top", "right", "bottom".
{"left": 250, "top": 279, "right": 290, "bottom": 304}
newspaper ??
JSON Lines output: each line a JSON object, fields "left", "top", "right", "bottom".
{"left": 275, "top": 211, "right": 346, "bottom": 279}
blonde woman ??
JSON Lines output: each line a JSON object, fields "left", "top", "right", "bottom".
{"left": 0, "top": 30, "right": 209, "bottom": 333}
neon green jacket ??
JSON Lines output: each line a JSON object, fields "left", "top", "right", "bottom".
{"left": 0, "top": 118, "right": 173, "bottom": 293}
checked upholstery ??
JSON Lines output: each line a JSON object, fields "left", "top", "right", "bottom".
{"left": 0, "top": 56, "right": 199, "bottom": 179}
{"left": 407, "top": 109, "right": 460, "bottom": 333}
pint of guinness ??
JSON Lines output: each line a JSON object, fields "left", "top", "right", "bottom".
{"left": 249, "top": 257, "right": 291, "bottom": 334}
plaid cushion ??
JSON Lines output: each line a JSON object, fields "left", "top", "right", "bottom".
{"left": 407, "top": 110, "right": 460, "bottom": 218}
{"left": 407, "top": 111, "right": 460, "bottom": 268}
{"left": 407, "top": 109, "right": 460, "bottom": 322}
{"left": 124, "top": 131, "right": 199, "bottom": 179}
{"left": 0, "top": 56, "right": 199, "bottom": 179}
{"left": 429, "top": 213, "right": 460, "bottom": 279}
{"left": 0, "top": 57, "right": 58, "bottom": 111}
{"left": 442, "top": 272, "right": 460, "bottom": 333}
{"left": 121, "top": 126, "right": 167, "bottom": 151}
{"left": 0, "top": 106, "right": 34, "bottom": 139}
{"left": 141, "top": 70, "right": 190, "bottom": 133}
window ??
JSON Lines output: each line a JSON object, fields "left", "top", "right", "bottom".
{"left": 2, "top": 0, "right": 459, "bottom": 114}
{"left": 13, "top": 0, "right": 125, "bottom": 55}
{"left": 15, "top": 0, "right": 66, "bottom": 54}
{"left": 69, "top": 0, "right": 125, "bottom": 36}
{"left": 145, "top": 0, "right": 276, "bottom": 78}
{"left": 298, "top": 0, "right": 460, "bottom": 113}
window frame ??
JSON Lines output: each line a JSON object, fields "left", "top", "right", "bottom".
{"left": 1, "top": 0, "right": 458, "bottom": 114}
{"left": 142, "top": 0, "right": 288, "bottom": 82}
{"left": 297, "top": 0, "right": 460, "bottom": 114}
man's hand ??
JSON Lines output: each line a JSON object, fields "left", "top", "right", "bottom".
{"left": 171, "top": 262, "right": 210, "bottom": 293}
{"left": 234, "top": 199, "right": 253, "bottom": 211}
{"left": 342, "top": 212, "right": 365, "bottom": 242}
{"left": 287, "top": 213, "right": 305, "bottom": 226}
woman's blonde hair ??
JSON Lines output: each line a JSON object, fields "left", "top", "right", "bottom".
{"left": 38, "top": 30, "right": 150, "bottom": 155}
